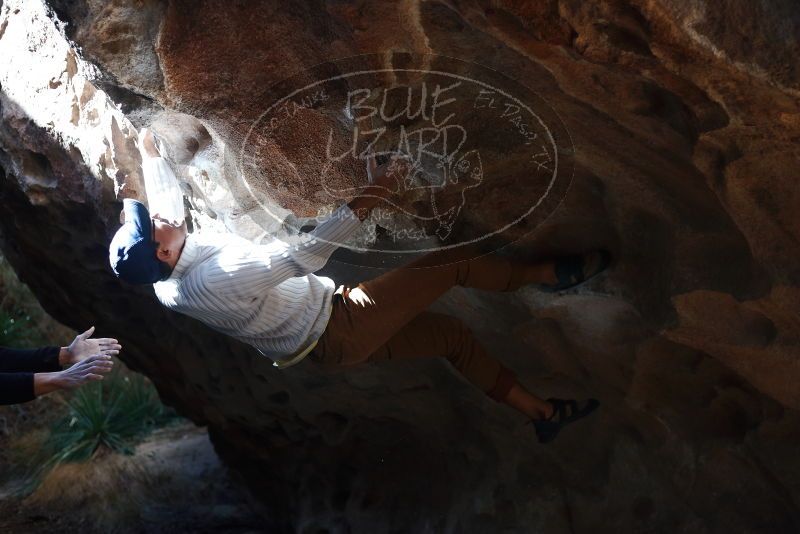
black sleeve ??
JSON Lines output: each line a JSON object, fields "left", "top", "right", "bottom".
{"left": 0, "top": 372, "right": 36, "bottom": 405}
{"left": 0, "top": 346, "right": 62, "bottom": 373}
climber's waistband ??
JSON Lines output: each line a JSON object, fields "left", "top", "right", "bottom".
{"left": 271, "top": 284, "right": 345, "bottom": 369}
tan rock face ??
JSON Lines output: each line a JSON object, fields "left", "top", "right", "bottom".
{"left": 2, "top": 0, "right": 799, "bottom": 530}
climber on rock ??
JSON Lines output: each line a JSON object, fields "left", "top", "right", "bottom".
{"left": 108, "top": 128, "right": 609, "bottom": 443}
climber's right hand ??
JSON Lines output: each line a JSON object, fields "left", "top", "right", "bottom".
{"left": 367, "top": 153, "right": 412, "bottom": 194}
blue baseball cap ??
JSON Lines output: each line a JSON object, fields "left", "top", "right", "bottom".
{"left": 109, "top": 199, "right": 171, "bottom": 284}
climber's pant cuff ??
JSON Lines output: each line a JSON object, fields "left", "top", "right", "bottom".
{"left": 487, "top": 366, "right": 516, "bottom": 402}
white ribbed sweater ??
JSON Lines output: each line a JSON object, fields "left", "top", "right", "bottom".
{"left": 153, "top": 204, "right": 362, "bottom": 366}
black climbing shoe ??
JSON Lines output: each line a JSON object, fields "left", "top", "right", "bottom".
{"left": 538, "top": 249, "right": 612, "bottom": 293}
{"left": 531, "top": 397, "right": 600, "bottom": 444}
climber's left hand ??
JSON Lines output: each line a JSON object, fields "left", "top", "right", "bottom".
{"left": 138, "top": 127, "right": 161, "bottom": 158}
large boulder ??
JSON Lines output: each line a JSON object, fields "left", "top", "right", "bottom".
{"left": 1, "top": 0, "right": 799, "bottom": 531}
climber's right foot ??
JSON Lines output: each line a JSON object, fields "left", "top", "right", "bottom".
{"left": 530, "top": 398, "right": 600, "bottom": 444}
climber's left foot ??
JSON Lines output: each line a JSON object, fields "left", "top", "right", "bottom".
{"left": 530, "top": 398, "right": 600, "bottom": 444}
{"left": 538, "top": 249, "right": 611, "bottom": 293}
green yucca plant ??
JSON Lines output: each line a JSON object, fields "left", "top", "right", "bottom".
{"left": 15, "top": 368, "right": 178, "bottom": 493}
{"left": 50, "top": 371, "right": 171, "bottom": 460}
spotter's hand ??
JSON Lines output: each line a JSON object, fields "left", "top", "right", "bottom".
{"left": 60, "top": 326, "right": 122, "bottom": 367}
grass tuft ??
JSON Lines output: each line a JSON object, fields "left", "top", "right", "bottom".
{"left": 14, "top": 369, "right": 179, "bottom": 493}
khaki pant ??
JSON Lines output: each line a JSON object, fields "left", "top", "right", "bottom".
{"left": 309, "top": 246, "right": 532, "bottom": 401}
